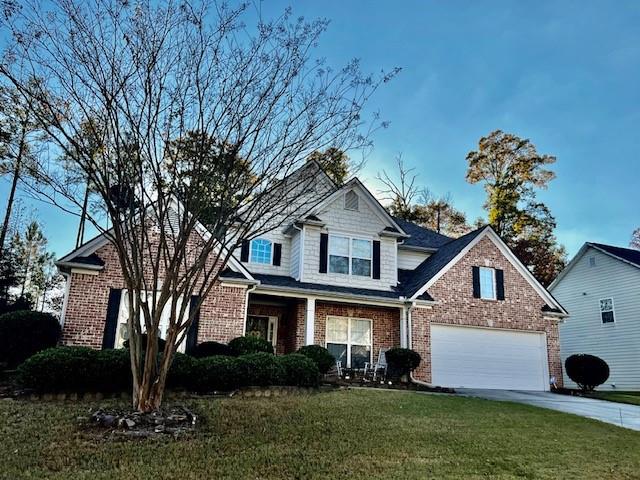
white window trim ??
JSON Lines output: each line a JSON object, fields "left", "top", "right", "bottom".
{"left": 599, "top": 297, "right": 615, "bottom": 325}
{"left": 246, "top": 315, "right": 279, "bottom": 347}
{"left": 325, "top": 315, "right": 372, "bottom": 368}
{"left": 344, "top": 191, "right": 359, "bottom": 211}
{"left": 249, "top": 238, "right": 274, "bottom": 265}
{"left": 328, "top": 234, "right": 373, "bottom": 278}
{"left": 479, "top": 266, "right": 496, "bottom": 300}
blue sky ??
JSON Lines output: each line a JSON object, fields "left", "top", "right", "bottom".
{"left": 1, "top": 0, "right": 639, "bottom": 258}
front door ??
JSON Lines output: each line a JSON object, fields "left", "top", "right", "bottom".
{"left": 246, "top": 315, "right": 278, "bottom": 348}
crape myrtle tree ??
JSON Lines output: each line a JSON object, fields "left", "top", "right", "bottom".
{"left": 1, "top": 0, "right": 398, "bottom": 411}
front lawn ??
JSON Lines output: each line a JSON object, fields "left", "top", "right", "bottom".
{"left": 1, "top": 390, "right": 639, "bottom": 479}
{"left": 586, "top": 391, "right": 640, "bottom": 406}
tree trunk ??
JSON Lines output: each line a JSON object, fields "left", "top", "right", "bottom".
{"left": 0, "top": 138, "right": 24, "bottom": 253}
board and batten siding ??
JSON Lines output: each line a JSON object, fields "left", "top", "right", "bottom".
{"left": 397, "top": 249, "right": 430, "bottom": 270}
{"left": 551, "top": 247, "right": 640, "bottom": 390}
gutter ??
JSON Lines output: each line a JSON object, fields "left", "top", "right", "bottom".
{"left": 254, "top": 283, "right": 408, "bottom": 307}
{"left": 55, "top": 260, "right": 104, "bottom": 272}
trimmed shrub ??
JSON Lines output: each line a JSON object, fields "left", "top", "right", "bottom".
{"left": 18, "top": 347, "right": 99, "bottom": 392}
{"left": 94, "top": 348, "right": 132, "bottom": 392}
{"left": 123, "top": 334, "right": 167, "bottom": 352}
{"left": 0, "top": 310, "right": 61, "bottom": 368}
{"left": 565, "top": 354, "right": 610, "bottom": 391}
{"left": 278, "top": 354, "right": 320, "bottom": 387}
{"left": 190, "top": 356, "right": 242, "bottom": 392}
{"left": 167, "top": 352, "right": 196, "bottom": 389}
{"left": 385, "top": 348, "right": 421, "bottom": 379}
{"left": 229, "top": 336, "right": 274, "bottom": 356}
{"left": 237, "top": 352, "right": 284, "bottom": 386}
{"left": 192, "top": 341, "right": 234, "bottom": 358}
{"left": 297, "top": 345, "right": 335, "bottom": 374}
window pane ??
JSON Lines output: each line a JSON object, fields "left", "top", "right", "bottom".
{"left": 350, "top": 319, "right": 371, "bottom": 344}
{"left": 351, "top": 258, "right": 371, "bottom": 277}
{"left": 326, "top": 317, "right": 349, "bottom": 343}
{"left": 480, "top": 267, "right": 495, "bottom": 299}
{"left": 351, "top": 239, "right": 371, "bottom": 259}
{"left": 601, "top": 311, "right": 615, "bottom": 323}
{"left": 600, "top": 299, "right": 613, "bottom": 312}
{"left": 329, "top": 236, "right": 349, "bottom": 256}
{"left": 329, "top": 255, "right": 349, "bottom": 274}
{"left": 250, "top": 239, "right": 272, "bottom": 264}
{"left": 327, "top": 343, "right": 347, "bottom": 366}
{"left": 351, "top": 345, "right": 371, "bottom": 369}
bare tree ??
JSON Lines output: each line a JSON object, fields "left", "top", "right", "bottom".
{"left": 1, "top": 0, "right": 397, "bottom": 411}
{"left": 377, "top": 155, "right": 420, "bottom": 221}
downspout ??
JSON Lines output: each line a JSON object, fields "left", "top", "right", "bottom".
{"left": 58, "top": 271, "right": 71, "bottom": 330}
{"left": 242, "top": 282, "right": 259, "bottom": 336}
{"left": 405, "top": 300, "right": 435, "bottom": 388}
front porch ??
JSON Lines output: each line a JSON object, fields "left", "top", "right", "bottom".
{"left": 245, "top": 293, "right": 403, "bottom": 370}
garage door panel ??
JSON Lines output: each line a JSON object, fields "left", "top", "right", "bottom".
{"left": 431, "top": 325, "right": 548, "bottom": 391}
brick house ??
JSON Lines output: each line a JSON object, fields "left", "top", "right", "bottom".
{"left": 56, "top": 165, "right": 568, "bottom": 390}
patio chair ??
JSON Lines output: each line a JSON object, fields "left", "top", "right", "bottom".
{"left": 364, "top": 348, "right": 389, "bottom": 382}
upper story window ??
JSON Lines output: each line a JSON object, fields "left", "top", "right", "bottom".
{"left": 600, "top": 298, "right": 615, "bottom": 324}
{"left": 479, "top": 267, "right": 496, "bottom": 300}
{"left": 250, "top": 238, "right": 273, "bottom": 264}
{"left": 344, "top": 191, "right": 359, "bottom": 211}
{"left": 329, "top": 235, "right": 371, "bottom": 277}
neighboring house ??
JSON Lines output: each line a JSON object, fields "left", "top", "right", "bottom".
{"left": 549, "top": 243, "right": 640, "bottom": 391}
{"left": 57, "top": 163, "right": 567, "bottom": 391}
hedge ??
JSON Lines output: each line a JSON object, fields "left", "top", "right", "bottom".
{"left": 237, "top": 352, "right": 285, "bottom": 386}
{"left": 189, "top": 356, "right": 242, "bottom": 392}
{"left": 297, "top": 345, "right": 335, "bottom": 374}
{"left": 228, "top": 336, "right": 274, "bottom": 356}
{"left": 0, "top": 310, "right": 61, "bottom": 368}
{"left": 278, "top": 354, "right": 320, "bottom": 387}
{"left": 192, "top": 341, "right": 234, "bottom": 358}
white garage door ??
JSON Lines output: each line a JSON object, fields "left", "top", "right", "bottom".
{"left": 431, "top": 325, "right": 549, "bottom": 391}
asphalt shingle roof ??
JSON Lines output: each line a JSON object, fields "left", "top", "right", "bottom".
{"left": 589, "top": 243, "right": 640, "bottom": 269}
{"left": 393, "top": 217, "right": 452, "bottom": 249}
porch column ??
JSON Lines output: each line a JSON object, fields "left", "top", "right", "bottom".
{"left": 304, "top": 297, "right": 316, "bottom": 345}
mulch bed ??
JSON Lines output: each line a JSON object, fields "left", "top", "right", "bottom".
{"left": 325, "top": 376, "right": 455, "bottom": 394}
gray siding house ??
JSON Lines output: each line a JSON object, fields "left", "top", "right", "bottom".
{"left": 550, "top": 243, "right": 640, "bottom": 391}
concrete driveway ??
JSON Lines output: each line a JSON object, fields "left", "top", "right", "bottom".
{"left": 458, "top": 389, "right": 640, "bottom": 431}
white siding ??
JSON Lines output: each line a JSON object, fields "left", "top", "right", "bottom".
{"left": 241, "top": 229, "right": 291, "bottom": 276}
{"left": 398, "top": 249, "right": 430, "bottom": 270}
{"left": 551, "top": 247, "right": 640, "bottom": 390}
{"left": 301, "top": 191, "right": 398, "bottom": 290}
{"left": 290, "top": 229, "right": 301, "bottom": 280}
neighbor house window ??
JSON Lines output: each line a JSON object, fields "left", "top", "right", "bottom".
{"left": 328, "top": 235, "right": 372, "bottom": 277}
{"left": 479, "top": 267, "right": 496, "bottom": 300}
{"left": 600, "top": 298, "right": 615, "bottom": 324}
{"left": 326, "top": 316, "right": 372, "bottom": 369}
{"left": 250, "top": 238, "right": 272, "bottom": 264}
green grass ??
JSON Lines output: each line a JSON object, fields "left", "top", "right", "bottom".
{"left": 1, "top": 390, "right": 639, "bottom": 479}
{"left": 586, "top": 391, "right": 640, "bottom": 406}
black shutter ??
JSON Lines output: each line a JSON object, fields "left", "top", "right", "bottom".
{"left": 319, "top": 233, "right": 328, "bottom": 273}
{"left": 185, "top": 295, "right": 200, "bottom": 355}
{"left": 102, "top": 288, "right": 122, "bottom": 349}
{"left": 240, "top": 240, "right": 250, "bottom": 262}
{"left": 472, "top": 266, "right": 480, "bottom": 298}
{"left": 372, "top": 240, "right": 381, "bottom": 279}
{"left": 273, "top": 243, "right": 282, "bottom": 266}
{"left": 495, "top": 269, "right": 505, "bottom": 300}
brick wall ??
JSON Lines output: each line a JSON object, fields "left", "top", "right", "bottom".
{"left": 62, "top": 239, "right": 247, "bottom": 349}
{"left": 313, "top": 301, "right": 401, "bottom": 363}
{"left": 410, "top": 236, "right": 563, "bottom": 386}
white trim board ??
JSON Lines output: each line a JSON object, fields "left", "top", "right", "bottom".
{"left": 409, "top": 227, "right": 567, "bottom": 315}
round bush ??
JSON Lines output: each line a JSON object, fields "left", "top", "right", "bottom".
{"left": 385, "top": 348, "right": 421, "bottom": 378}
{"left": 229, "top": 336, "right": 274, "bottom": 356}
{"left": 0, "top": 310, "right": 61, "bottom": 368}
{"left": 18, "top": 347, "right": 99, "bottom": 392}
{"left": 278, "top": 354, "right": 320, "bottom": 387}
{"left": 192, "top": 341, "right": 233, "bottom": 358}
{"left": 190, "top": 356, "right": 242, "bottom": 392}
{"left": 167, "top": 352, "right": 196, "bottom": 389}
{"left": 565, "top": 354, "right": 610, "bottom": 391}
{"left": 297, "top": 345, "right": 335, "bottom": 374}
{"left": 237, "top": 352, "right": 284, "bottom": 386}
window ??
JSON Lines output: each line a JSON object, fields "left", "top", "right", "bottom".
{"left": 600, "top": 298, "right": 615, "bottom": 324}
{"left": 589, "top": 257, "right": 596, "bottom": 267}
{"left": 250, "top": 238, "right": 272, "bottom": 264}
{"left": 344, "top": 190, "right": 359, "bottom": 211}
{"left": 326, "top": 316, "right": 372, "bottom": 369}
{"left": 114, "top": 291, "right": 188, "bottom": 351}
{"left": 328, "top": 235, "right": 372, "bottom": 277}
{"left": 479, "top": 267, "right": 496, "bottom": 300}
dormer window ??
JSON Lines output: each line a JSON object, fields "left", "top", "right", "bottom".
{"left": 344, "top": 190, "right": 359, "bottom": 211}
